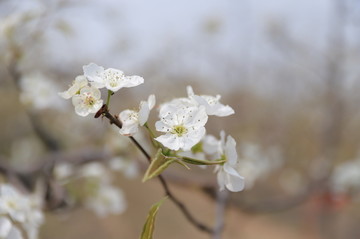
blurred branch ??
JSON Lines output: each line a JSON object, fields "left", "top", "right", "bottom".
{"left": 212, "top": 190, "right": 229, "bottom": 239}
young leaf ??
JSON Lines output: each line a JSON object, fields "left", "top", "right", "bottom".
{"left": 142, "top": 149, "right": 176, "bottom": 182}
{"left": 140, "top": 197, "right": 167, "bottom": 239}
{"left": 181, "top": 156, "right": 226, "bottom": 165}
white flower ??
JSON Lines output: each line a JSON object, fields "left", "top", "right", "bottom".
{"left": 119, "top": 94, "right": 156, "bottom": 136}
{"left": 19, "top": 72, "right": 64, "bottom": 111}
{"left": 83, "top": 63, "right": 144, "bottom": 92}
{"left": 54, "top": 163, "right": 74, "bottom": 183}
{"left": 331, "top": 159, "right": 360, "bottom": 194}
{"left": 187, "top": 86, "right": 234, "bottom": 117}
{"left": 155, "top": 104, "right": 208, "bottom": 151}
{"left": 0, "top": 185, "right": 44, "bottom": 239}
{"left": 0, "top": 217, "right": 12, "bottom": 238}
{"left": 85, "top": 185, "right": 126, "bottom": 218}
{"left": 215, "top": 133, "right": 244, "bottom": 192}
{"left": 79, "top": 162, "right": 111, "bottom": 183}
{"left": 58, "top": 75, "right": 88, "bottom": 99}
{"left": 0, "top": 185, "right": 28, "bottom": 223}
{"left": 71, "top": 86, "right": 103, "bottom": 117}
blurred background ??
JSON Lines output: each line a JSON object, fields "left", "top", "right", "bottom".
{"left": 1, "top": 0, "right": 360, "bottom": 238}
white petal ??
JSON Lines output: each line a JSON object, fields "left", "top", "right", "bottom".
{"left": 58, "top": 90, "right": 72, "bottom": 99}
{"left": 182, "top": 127, "right": 206, "bottom": 151}
{"left": 225, "top": 135, "right": 238, "bottom": 165}
{"left": 186, "top": 85, "right": 195, "bottom": 97}
{"left": 155, "top": 120, "right": 171, "bottom": 133}
{"left": 185, "top": 105, "right": 208, "bottom": 127}
{"left": 0, "top": 217, "right": 12, "bottom": 237}
{"left": 223, "top": 163, "right": 245, "bottom": 192}
{"left": 138, "top": 101, "right": 150, "bottom": 126}
{"left": 119, "top": 123, "right": 139, "bottom": 136}
{"left": 123, "top": 75, "right": 144, "bottom": 87}
{"left": 7, "top": 225, "right": 23, "bottom": 239}
{"left": 83, "top": 63, "right": 105, "bottom": 88}
{"left": 147, "top": 94, "right": 156, "bottom": 110}
{"left": 155, "top": 134, "right": 182, "bottom": 151}
{"left": 212, "top": 104, "right": 235, "bottom": 117}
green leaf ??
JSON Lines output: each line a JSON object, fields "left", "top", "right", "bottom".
{"left": 142, "top": 149, "right": 176, "bottom": 182}
{"left": 140, "top": 197, "right": 167, "bottom": 239}
{"left": 191, "top": 142, "right": 203, "bottom": 154}
{"left": 181, "top": 156, "right": 226, "bottom": 165}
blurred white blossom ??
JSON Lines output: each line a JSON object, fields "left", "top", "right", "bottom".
{"left": 19, "top": 72, "right": 64, "bottom": 111}
{"left": 331, "top": 159, "right": 360, "bottom": 194}
{"left": 0, "top": 184, "right": 44, "bottom": 239}
{"left": 79, "top": 162, "right": 111, "bottom": 183}
{"left": 84, "top": 185, "right": 126, "bottom": 218}
{"left": 54, "top": 162, "right": 74, "bottom": 183}
{"left": 109, "top": 157, "right": 139, "bottom": 179}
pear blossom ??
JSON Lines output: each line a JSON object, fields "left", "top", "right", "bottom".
{"left": 0, "top": 184, "right": 28, "bottom": 223}
{"left": 213, "top": 132, "right": 244, "bottom": 192}
{"left": 0, "top": 217, "right": 12, "bottom": 238}
{"left": 331, "top": 158, "right": 360, "bottom": 194}
{"left": 54, "top": 162, "right": 74, "bottom": 183}
{"left": 119, "top": 94, "right": 156, "bottom": 136}
{"left": 84, "top": 185, "right": 126, "bottom": 217}
{"left": 71, "top": 86, "right": 103, "bottom": 117}
{"left": 79, "top": 162, "right": 111, "bottom": 183}
{"left": 19, "top": 72, "right": 64, "bottom": 110}
{"left": 58, "top": 75, "right": 88, "bottom": 99}
{"left": 0, "top": 184, "right": 44, "bottom": 239}
{"left": 187, "top": 86, "right": 234, "bottom": 117}
{"left": 83, "top": 63, "right": 144, "bottom": 92}
{"left": 155, "top": 104, "right": 208, "bottom": 151}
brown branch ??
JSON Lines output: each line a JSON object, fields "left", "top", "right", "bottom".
{"left": 100, "top": 106, "right": 214, "bottom": 234}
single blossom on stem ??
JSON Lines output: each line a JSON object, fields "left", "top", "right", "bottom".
{"left": 71, "top": 86, "right": 103, "bottom": 117}
{"left": 119, "top": 94, "right": 156, "bottom": 136}
{"left": 155, "top": 104, "right": 208, "bottom": 151}
{"left": 83, "top": 63, "right": 144, "bottom": 92}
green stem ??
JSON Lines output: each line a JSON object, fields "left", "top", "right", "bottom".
{"left": 144, "top": 123, "right": 161, "bottom": 148}
{"left": 106, "top": 90, "right": 113, "bottom": 106}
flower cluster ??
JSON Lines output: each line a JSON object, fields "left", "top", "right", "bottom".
{"left": 0, "top": 184, "right": 44, "bottom": 239}
{"left": 59, "top": 63, "right": 144, "bottom": 117}
{"left": 60, "top": 63, "right": 244, "bottom": 194}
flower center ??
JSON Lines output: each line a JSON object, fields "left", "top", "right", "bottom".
{"left": 104, "top": 70, "right": 123, "bottom": 87}
{"left": 6, "top": 200, "right": 17, "bottom": 209}
{"left": 171, "top": 125, "right": 188, "bottom": 136}
{"left": 85, "top": 96, "right": 95, "bottom": 106}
